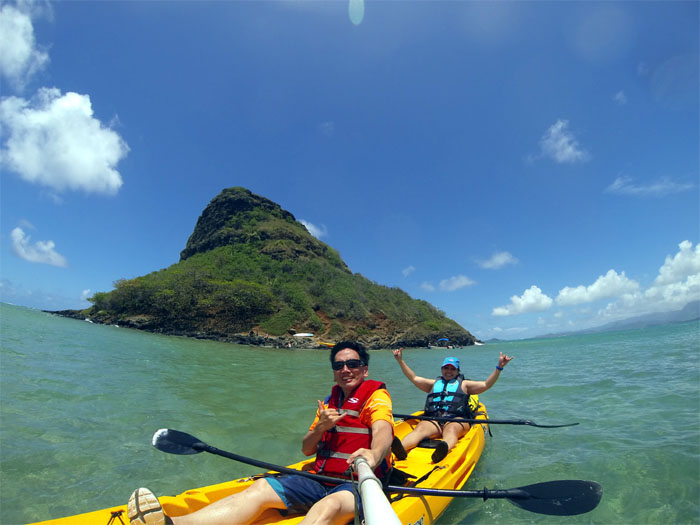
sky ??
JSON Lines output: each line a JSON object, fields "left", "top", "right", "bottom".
{"left": 1, "top": 0, "right": 698, "bottom": 340}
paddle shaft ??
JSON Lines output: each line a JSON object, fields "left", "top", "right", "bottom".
{"left": 393, "top": 413, "right": 579, "bottom": 428}
{"left": 195, "top": 442, "right": 547, "bottom": 500}
{"left": 155, "top": 430, "right": 602, "bottom": 515}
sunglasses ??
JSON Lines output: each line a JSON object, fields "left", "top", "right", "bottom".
{"left": 332, "top": 359, "right": 365, "bottom": 371}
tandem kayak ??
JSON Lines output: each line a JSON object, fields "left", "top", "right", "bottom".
{"left": 30, "top": 405, "right": 489, "bottom": 525}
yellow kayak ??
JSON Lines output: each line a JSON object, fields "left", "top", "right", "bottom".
{"left": 30, "top": 405, "right": 488, "bottom": 525}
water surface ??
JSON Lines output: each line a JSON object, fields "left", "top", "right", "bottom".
{"left": 1, "top": 303, "right": 698, "bottom": 524}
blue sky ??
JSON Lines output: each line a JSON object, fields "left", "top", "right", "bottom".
{"left": 1, "top": 0, "right": 698, "bottom": 340}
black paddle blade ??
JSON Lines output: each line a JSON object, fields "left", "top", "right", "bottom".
{"left": 152, "top": 428, "right": 206, "bottom": 455}
{"left": 504, "top": 480, "right": 603, "bottom": 516}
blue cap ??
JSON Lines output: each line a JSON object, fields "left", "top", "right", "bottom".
{"left": 441, "top": 357, "right": 460, "bottom": 369}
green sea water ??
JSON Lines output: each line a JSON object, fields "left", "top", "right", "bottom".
{"left": 1, "top": 302, "right": 698, "bottom": 524}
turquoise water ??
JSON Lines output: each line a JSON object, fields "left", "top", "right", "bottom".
{"left": 1, "top": 302, "right": 698, "bottom": 524}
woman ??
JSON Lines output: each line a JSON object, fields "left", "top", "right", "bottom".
{"left": 391, "top": 348, "right": 513, "bottom": 463}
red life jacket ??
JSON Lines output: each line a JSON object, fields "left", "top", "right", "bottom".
{"left": 314, "top": 379, "right": 392, "bottom": 479}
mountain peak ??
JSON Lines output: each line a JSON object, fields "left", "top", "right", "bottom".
{"left": 180, "top": 187, "right": 348, "bottom": 271}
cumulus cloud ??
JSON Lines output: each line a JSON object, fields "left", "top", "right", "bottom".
{"left": 11, "top": 226, "right": 67, "bottom": 267}
{"left": 651, "top": 240, "right": 700, "bottom": 287}
{"left": 556, "top": 269, "right": 640, "bottom": 306}
{"left": 439, "top": 275, "right": 476, "bottom": 292}
{"left": 300, "top": 220, "right": 327, "bottom": 239}
{"left": 493, "top": 285, "right": 553, "bottom": 316}
{"left": 581, "top": 241, "right": 699, "bottom": 321}
{"left": 477, "top": 251, "right": 518, "bottom": 270}
{"left": 420, "top": 282, "right": 436, "bottom": 292}
{"left": 0, "top": 2, "right": 49, "bottom": 90}
{"left": 1, "top": 87, "right": 128, "bottom": 194}
{"left": 402, "top": 265, "right": 415, "bottom": 277}
{"left": 605, "top": 175, "right": 694, "bottom": 197}
{"left": 598, "top": 243, "right": 700, "bottom": 319}
{"left": 538, "top": 119, "right": 590, "bottom": 164}
{"left": 613, "top": 91, "right": 627, "bottom": 105}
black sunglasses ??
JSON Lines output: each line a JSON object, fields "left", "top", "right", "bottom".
{"left": 332, "top": 359, "right": 365, "bottom": 371}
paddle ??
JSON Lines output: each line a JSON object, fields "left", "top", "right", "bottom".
{"left": 393, "top": 413, "right": 579, "bottom": 428}
{"left": 152, "top": 429, "right": 602, "bottom": 516}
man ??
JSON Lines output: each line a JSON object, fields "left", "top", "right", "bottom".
{"left": 391, "top": 348, "right": 513, "bottom": 463}
{"left": 128, "top": 341, "right": 393, "bottom": 525}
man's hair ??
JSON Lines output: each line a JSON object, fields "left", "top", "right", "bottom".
{"left": 330, "top": 341, "right": 369, "bottom": 366}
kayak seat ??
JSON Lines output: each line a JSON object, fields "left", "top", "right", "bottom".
{"left": 417, "top": 439, "right": 443, "bottom": 449}
{"left": 388, "top": 468, "right": 416, "bottom": 486}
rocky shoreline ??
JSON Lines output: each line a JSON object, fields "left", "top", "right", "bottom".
{"left": 46, "top": 309, "right": 478, "bottom": 350}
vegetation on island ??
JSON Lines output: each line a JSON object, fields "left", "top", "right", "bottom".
{"left": 69, "top": 187, "right": 476, "bottom": 348}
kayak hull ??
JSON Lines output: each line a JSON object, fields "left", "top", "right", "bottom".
{"left": 30, "top": 406, "right": 487, "bottom": 525}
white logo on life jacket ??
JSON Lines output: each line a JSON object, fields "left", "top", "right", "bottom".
{"left": 347, "top": 397, "right": 360, "bottom": 404}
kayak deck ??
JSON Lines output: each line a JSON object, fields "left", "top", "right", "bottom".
{"left": 30, "top": 406, "right": 488, "bottom": 525}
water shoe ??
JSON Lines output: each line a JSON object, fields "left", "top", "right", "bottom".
{"left": 391, "top": 436, "right": 408, "bottom": 460}
{"left": 431, "top": 440, "right": 449, "bottom": 463}
{"left": 127, "top": 487, "right": 172, "bottom": 525}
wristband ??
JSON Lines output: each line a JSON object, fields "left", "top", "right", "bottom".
{"left": 496, "top": 365, "right": 504, "bottom": 371}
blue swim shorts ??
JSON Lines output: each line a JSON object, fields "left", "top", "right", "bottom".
{"left": 266, "top": 475, "right": 358, "bottom": 515}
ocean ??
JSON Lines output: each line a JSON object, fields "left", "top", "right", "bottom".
{"left": 1, "top": 302, "right": 698, "bottom": 524}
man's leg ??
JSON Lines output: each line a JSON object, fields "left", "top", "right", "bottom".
{"left": 174, "top": 478, "right": 286, "bottom": 525}
{"left": 300, "top": 489, "right": 356, "bottom": 525}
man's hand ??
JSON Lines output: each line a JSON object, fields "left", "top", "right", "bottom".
{"left": 314, "top": 399, "right": 346, "bottom": 433}
{"left": 346, "top": 448, "right": 381, "bottom": 470}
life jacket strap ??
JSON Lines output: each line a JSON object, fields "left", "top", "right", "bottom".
{"left": 335, "top": 426, "right": 370, "bottom": 434}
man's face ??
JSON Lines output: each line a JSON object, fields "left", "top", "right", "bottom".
{"left": 441, "top": 364, "right": 459, "bottom": 380}
{"left": 332, "top": 348, "right": 369, "bottom": 393}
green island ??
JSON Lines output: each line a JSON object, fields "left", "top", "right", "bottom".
{"left": 51, "top": 187, "right": 478, "bottom": 349}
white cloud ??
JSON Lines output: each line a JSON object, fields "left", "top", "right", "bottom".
{"left": 439, "top": 275, "right": 476, "bottom": 292}
{"left": 595, "top": 241, "right": 700, "bottom": 321}
{"left": 0, "top": 2, "right": 49, "bottom": 90}
{"left": 1, "top": 87, "right": 128, "bottom": 194}
{"left": 420, "top": 282, "right": 436, "bottom": 292}
{"left": 653, "top": 240, "right": 700, "bottom": 285}
{"left": 613, "top": 90, "right": 627, "bottom": 105}
{"left": 605, "top": 175, "right": 694, "bottom": 197}
{"left": 538, "top": 119, "right": 590, "bottom": 164}
{"left": 556, "top": 269, "right": 640, "bottom": 306}
{"left": 318, "top": 121, "right": 335, "bottom": 136}
{"left": 300, "top": 220, "right": 327, "bottom": 239}
{"left": 477, "top": 251, "right": 518, "bottom": 270}
{"left": 80, "top": 289, "right": 91, "bottom": 301}
{"left": 11, "top": 226, "right": 67, "bottom": 267}
{"left": 402, "top": 265, "right": 415, "bottom": 277}
{"left": 493, "top": 285, "right": 553, "bottom": 316}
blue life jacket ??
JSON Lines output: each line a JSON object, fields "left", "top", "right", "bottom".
{"left": 424, "top": 374, "right": 474, "bottom": 418}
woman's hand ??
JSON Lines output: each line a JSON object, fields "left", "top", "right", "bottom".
{"left": 498, "top": 352, "right": 514, "bottom": 368}
{"left": 392, "top": 348, "right": 404, "bottom": 362}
